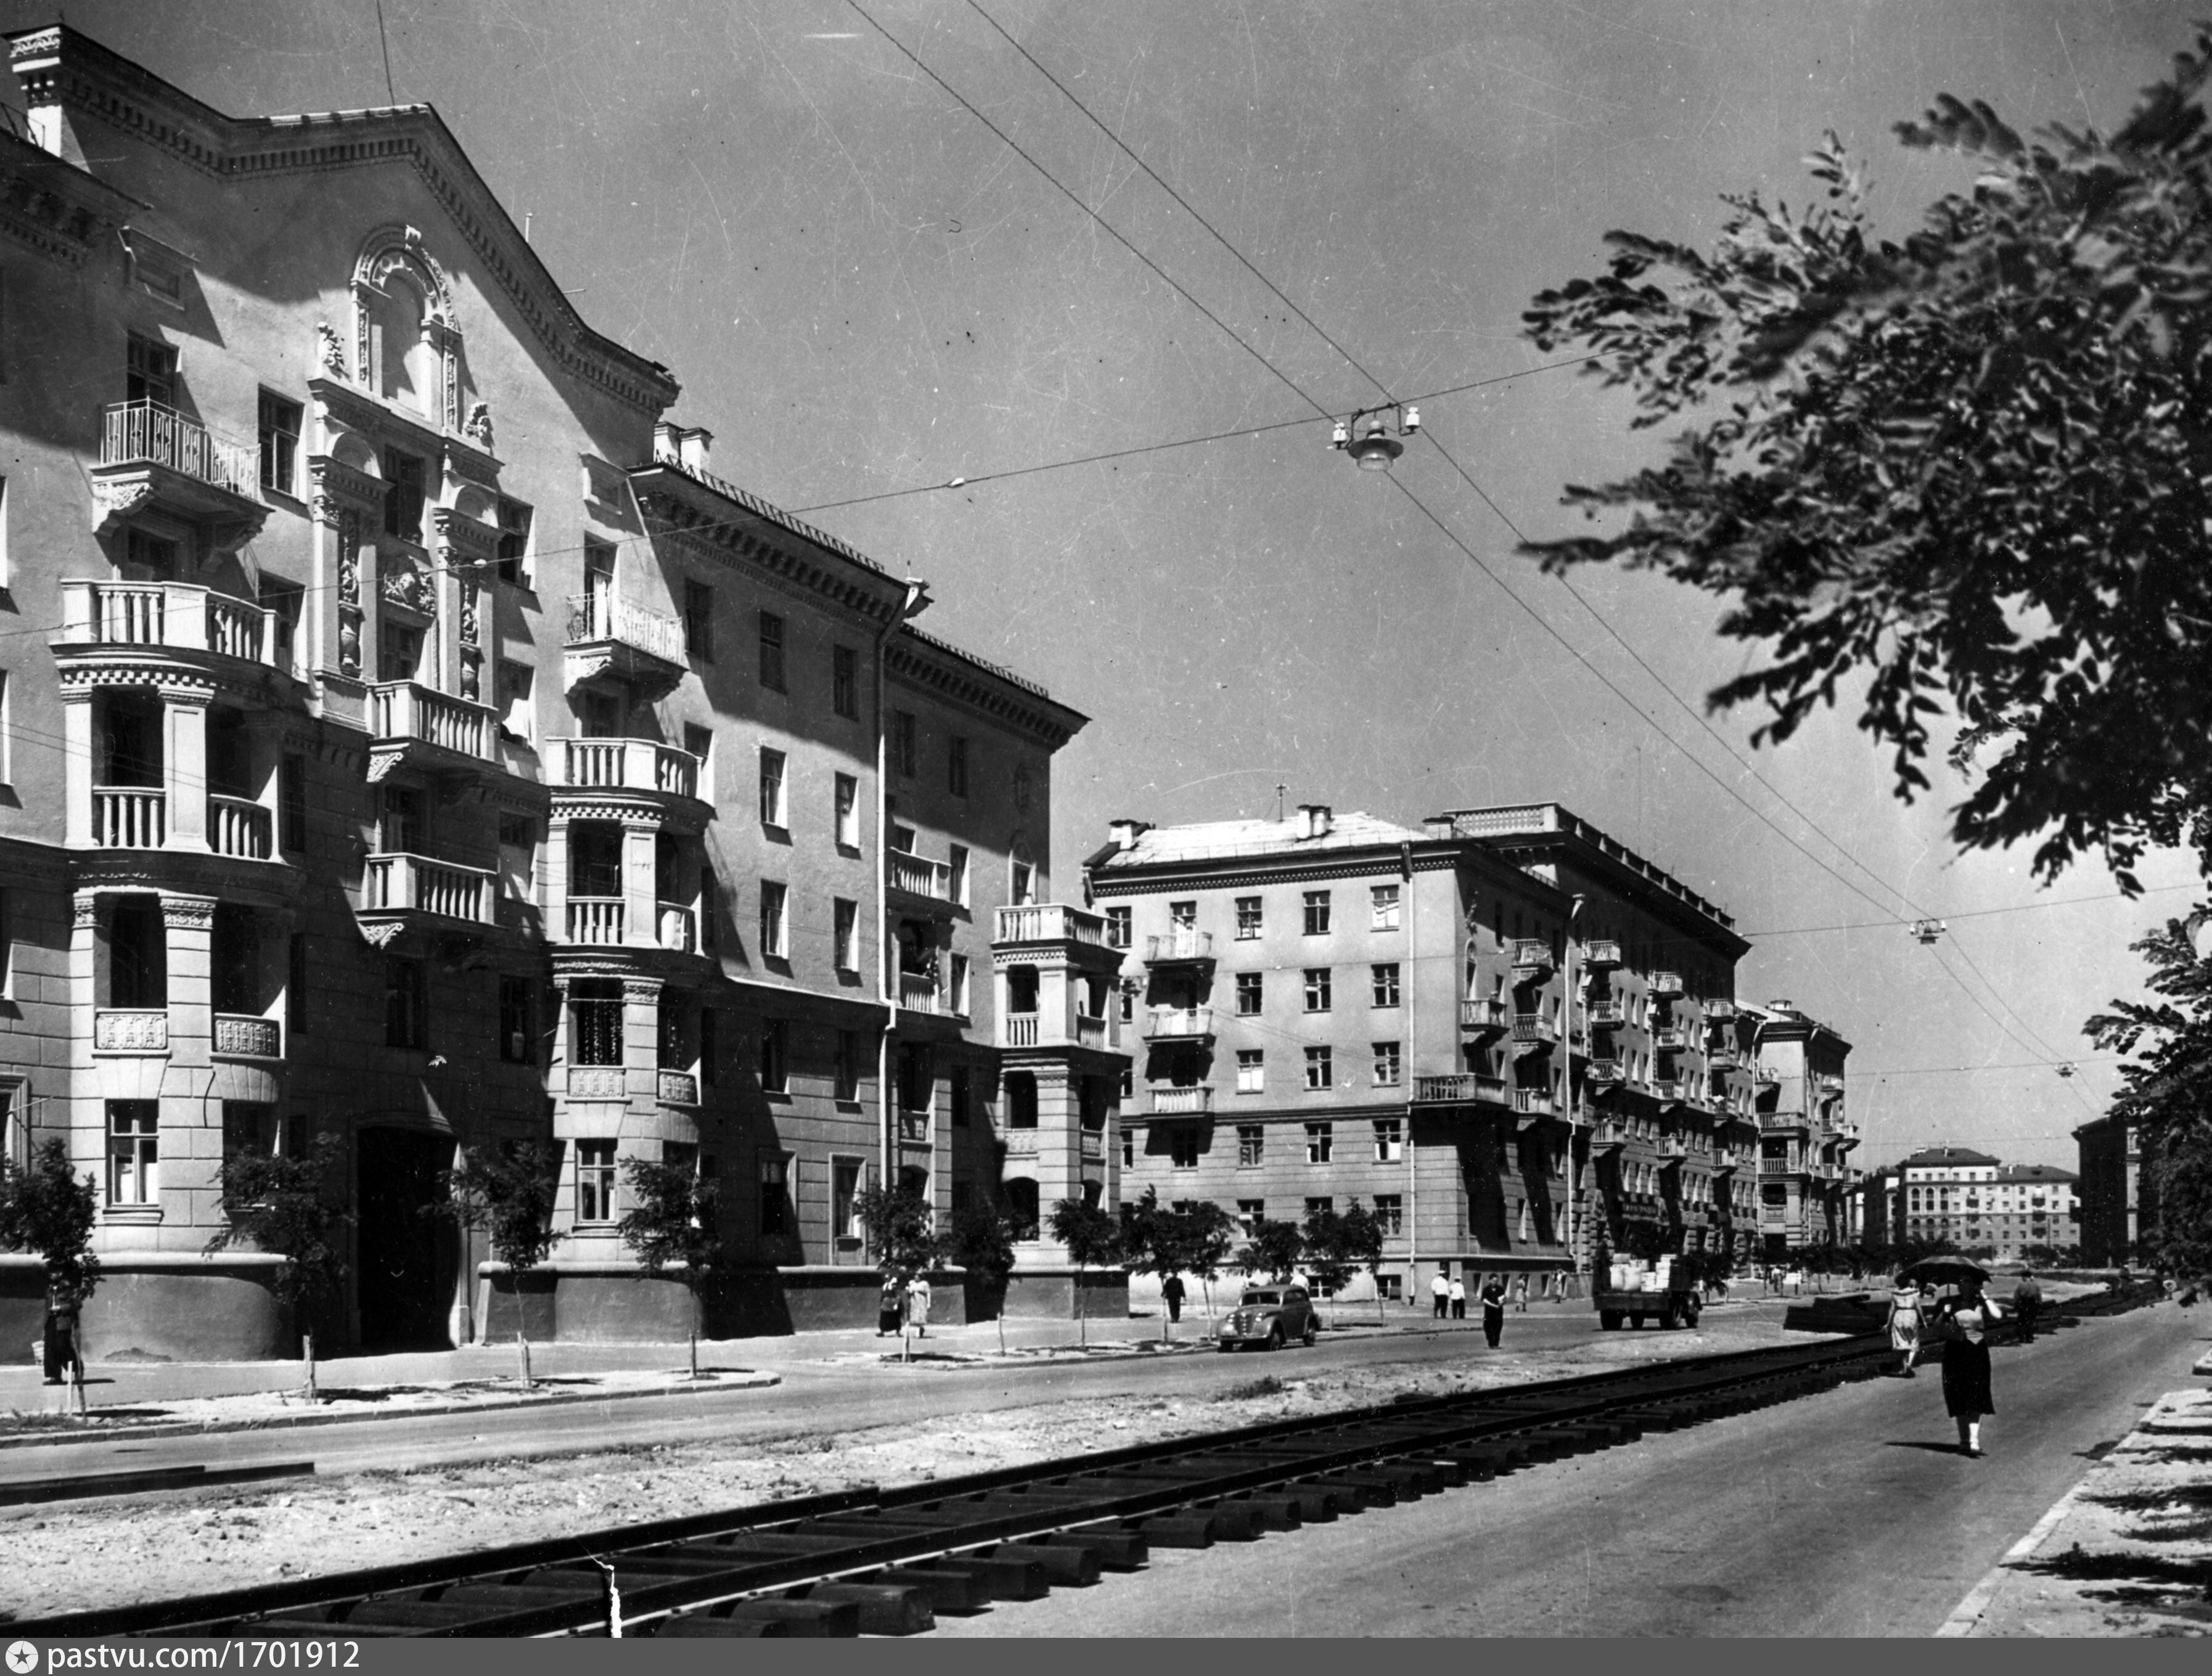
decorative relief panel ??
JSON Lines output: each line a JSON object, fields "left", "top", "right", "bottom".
{"left": 568, "top": 1066, "right": 627, "bottom": 1101}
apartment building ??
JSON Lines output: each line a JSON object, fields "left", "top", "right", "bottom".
{"left": 1091, "top": 801, "right": 1768, "bottom": 1297}
{"left": 0, "top": 26, "right": 1118, "bottom": 1359}
{"left": 2073, "top": 1114, "right": 2149, "bottom": 1267}
{"left": 1743, "top": 1001, "right": 1858, "bottom": 1254}
{"left": 1894, "top": 1148, "right": 2078, "bottom": 1259}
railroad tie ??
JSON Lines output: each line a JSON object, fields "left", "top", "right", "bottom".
{"left": 665, "top": 1598, "right": 859, "bottom": 1637}
{"left": 917, "top": 1551, "right": 1052, "bottom": 1600}
{"left": 797, "top": 1581, "right": 936, "bottom": 1635}
{"left": 983, "top": 1543, "right": 1102, "bottom": 1587}
{"left": 872, "top": 1566, "right": 988, "bottom": 1613}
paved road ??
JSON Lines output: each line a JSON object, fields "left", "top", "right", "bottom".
{"left": 1, "top": 1303, "right": 1779, "bottom": 1484}
{"left": 931, "top": 1303, "right": 2212, "bottom": 1638}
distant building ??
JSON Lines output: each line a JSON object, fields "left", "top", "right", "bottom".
{"left": 1893, "top": 1147, "right": 2077, "bottom": 1257}
{"left": 1743, "top": 1002, "right": 1858, "bottom": 1254}
{"left": 1853, "top": 1165, "right": 1900, "bottom": 1247}
{"left": 2073, "top": 1114, "right": 2147, "bottom": 1266}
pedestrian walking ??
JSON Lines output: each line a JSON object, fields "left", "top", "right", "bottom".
{"left": 906, "top": 1272, "right": 932, "bottom": 1339}
{"left": 2012, "top": 1270, "right": 2043, "bottom": 1344}
{"left": 1512, "top": 1273, "right": 1530, "bottom": 1312}
{"left": 1932, "top": 1273, "right": 2002, "bottom": 1456}
{"left": 1160, "top": 1272, "right": 1185, "bottom": 1325}
{"left": 1432, "top": 1267, "right": 1451, "bottom": 1319}
{"left": 876, "top": 1275, "right": 903, "bottom": 1337}
{"left": 1886, "top": 1275, "right": 1923, "bottom": 1376}
{"left": 1449, "top": 1274, "right": 1467, "bottom": 1320}
{"left": 1480, "top": 1275, "right": 1507, "bottom": 1347}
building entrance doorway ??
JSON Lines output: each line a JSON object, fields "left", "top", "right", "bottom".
{"left": 356, "top": 1127, "right": 459, "bottom": 1351}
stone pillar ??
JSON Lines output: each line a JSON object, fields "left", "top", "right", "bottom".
{"left": 162, "top": 684, "right": 211, "bottom": 852}
{"left": 159, "top": 894, "right": 219, "bottom": 1233}
{"left": 62, "top": 688, "right": 94, "bottom": 848}
{"left": 545, "top": 819, "right": 571, "bottom": 944}
{"left": 1028, "top": 1061, "right": 1081, "bottom": 1257}
{"left": 622, "top": 819, "right": 659, "bottom": 951}
{"left": 622, "top": 976, "right": 662, "bottom": 1107}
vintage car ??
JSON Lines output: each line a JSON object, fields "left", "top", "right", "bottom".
{"left": 1216, "top": 1284, "right": 1319, "bottom": 1351}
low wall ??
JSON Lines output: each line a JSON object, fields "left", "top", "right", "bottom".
{"left": 2, "top": 1253, "right": 293, "bottom": 1364}
{"left": 1002, "top": 1265, "right": 1128, "bottom": 1321}
{"left": 477, "top": 1262, "right": 971, "bottom": 1343}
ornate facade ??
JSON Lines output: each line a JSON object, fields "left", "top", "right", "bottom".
{"left": 0, "top": 26, "right": 1118, "bottom": 1358}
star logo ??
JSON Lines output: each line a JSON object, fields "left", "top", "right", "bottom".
{"left": 6, "top": 1641, "right": 38, "bottom": 1675}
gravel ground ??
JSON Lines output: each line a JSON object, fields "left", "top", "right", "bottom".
{"left": 2, "top": 1312, "right": 1812, "bottom": 1622}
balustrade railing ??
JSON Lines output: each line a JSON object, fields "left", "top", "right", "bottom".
{"left": 209, "top": 795, "right": 271, "bottom": 860}
{"left": 1150, "top": 1085, "right": 1213, "bottom": 1114}
{"left": 60, "top": 581, "right": 276, "bottom": 664}
{"left": 1512, "top": 1013, "right": 1558, "bottom": 1046}
{"left": 554, "top": 737, "right": 701, "bottom": 798}
{"left": 1514, "top": 1088, "right": 1558, "bottom": 1116}
{"left": 888, "top": 851, "right": 953, "bottom": 902}
{"left": 657, "top": 1069, "right": 699, "bottom": 1105}
{"left": 1462, "top": 996, "right": 1509, "bottom": 1031}
{"left": 565, "top": 897, "right": 625, "bottom": 945}
{"left": 371, "top": 682, "right": 493, "bottom": 758}
{"left": 1145, "top": 928, "right": 1215, "bottom": 963}
{"left": 1004, "top": 1012, "right": 1039, "bottom": 1048}
{"left": 1075, "top": 1014, "right": 1108, "bottom": 1049}
{"left": 213, "top": 1014, "right": 281, "bottom": 1058}
{"left": 1145, "top": 1007, "right": 1214, "bottom": 1040}
{"left": 993, "top": 903, "right": 1106, "bottom": 945}
{"left": 564, "top": 592, "right": 686, "bottom": 664}
{"left": 102, "top": 399, "right": 258, "bottom": 497}
{"left": 364, "top": 852, "right": 494, "bottom": 922}
{"left": 899, "top": 973, "right": 940, "bottom": 1013}
{"left": 92, "top": 787, "right": 165, "bottom": 849}
{"left": 1411, "top": 1073, "right": 1509, "bottom": 1104}
{"left": 1002, "top": 1129, "right": 1039, "bottom": 1156}
{"left": 1510, "top": 938, "right": 1554, "bottom": 968}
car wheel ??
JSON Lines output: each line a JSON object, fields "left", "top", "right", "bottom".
{"left": 1630, "top": 1315, "right": 1645, "bottom": 1329}
{"left": 1268, "top": 1323, "right": 1285, "bottom": 1351}
{"left": 1301, "top": 1319, "right": 1317, "bottom": 1347}
{"left": 1683, "top": 1300, "right": 1702, "bottom": 1328}
{"left": 1599, "top": 1311, "right": 1623, "bottom": 1331}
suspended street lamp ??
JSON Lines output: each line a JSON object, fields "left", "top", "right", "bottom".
{"left": 1909, "top": 919, "right": 1947, "bottom": 945}
{"left": 1330, "top": 403, "right": 1420, "bottom": 472}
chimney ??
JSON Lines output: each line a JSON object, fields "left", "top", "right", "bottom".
{"left": 653, "top": 421, "right": 682, "bottom": 466}
{"left": 678, "top": 427, "right": 714, "bottom": 475}
{"left": 1309, "top": 804, "right": 1332, "bottom": 838}
{"left": 1107, "top": 819, "right": 1152, "bottom": 851}
{"left": 11, "top": 28, "right": 89, "bottom": 165}
{"left": 1292, "top": 805, "right": 1314, "bottom": 840}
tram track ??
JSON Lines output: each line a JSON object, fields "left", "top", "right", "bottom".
{"left": 14, "top": 1290, "right": 2154, "bottom": 1640}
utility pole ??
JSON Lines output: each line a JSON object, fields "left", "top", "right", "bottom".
{"left": 1565, "top": 893, "right": 1586, "bottom": 1289}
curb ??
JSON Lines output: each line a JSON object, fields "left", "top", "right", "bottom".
{"left": 1934, "top": 1476, "right": 2091, "bottom": 1637}
{"left": 0, "top": 1370, "right": 780, "bottom": 1457}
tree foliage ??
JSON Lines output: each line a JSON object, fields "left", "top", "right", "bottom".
{"left": 436, "top": 1140, "right": 563, "bottom": 1277}
{"left": 618, "top": 1157, "right": 723, "bottom": 1293}
{"left": 1048, "top": 1197, "right": 1122, "bottom": 1344}
{"left": 0, "top": 1137, "right": 100, "bottom": 1306}
{"left": 1237, "top": 1214, "right": 1304, "bottom": 1283}
{"left": 854, "top": 1180, "right": 942, "bottom": 1285}
{"left": 1523, "top": 34, "right": 2212, "bottom": 886}
{"left": 208, "top": 1134, "right": 353, "bottom": 1333}
{"left": 2088, "top": 912, "right": 2212, "bottom": 1277}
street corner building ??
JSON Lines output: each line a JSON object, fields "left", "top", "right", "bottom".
{"left": 0, "top": 26, "right": 1129, "bottom": 1360}
{"left": 1087, "top": 801, "right": 1859, "bottom": 1305}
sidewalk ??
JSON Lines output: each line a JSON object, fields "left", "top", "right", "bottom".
{"left": 1942, "top": 1380, "right": 2212, "bottom": 1636}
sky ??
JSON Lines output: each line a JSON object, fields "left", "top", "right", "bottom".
{"left": 13, "top": 0, "right": 2209, "bottom": 1173}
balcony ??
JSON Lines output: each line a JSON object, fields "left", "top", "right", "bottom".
{"left": 1590, "top": 1118, "right": 1629, "bottom": 1151}
{"left": 995, "top": 903, "right": 1107, "bottom": 946}
{"left": 897, "top": 1111, "right": 931, "bottom": 1145}
{"left": 552, "top": 736, "right": 703, "bottom": 804}
{"left": 1514, "top": 1088, "right": 1557, "bottom": 1118}
{"left": 1650, "top": 971, "right": 1684, "bottom": 996}
{"left": 208, "top": 795, "right": 271, "bottom": 860}
{"left": 1707, "top": 1044, "right": 1740, "bottom": 1071}
{"left": 1460, "top": 995, "right": 1509, "bottom": 1035}
{"left": 657, "top": 1069, "right": 699, "bottom": 1106}
{"left": 371, "top": 682, "right": 501, "bottom": 782}
{"left": 1585, "top": 1058, "right": 1624, "bottom": 1087}
{"left": 563, "top": 591, "right": 687, "bottom": 703}
{"left": 1754, "top": 1063, "right": 1781, "bottom": 1089}
{"left": 1150, "top": 1085, "right": 1214, "bottom": 1116}
{"left": 1653, "top": 1025, "right": 1690, "bottom": 1052}
{"left": 1002, "top": 1127, "right": 1040, "bottom": 1156}
{"left": 92, "top": 1010, "right": 168, "bottom": 1053}
{"left": 1145, "top": 929, "right": 1216, "bottom": 967}
{"left": 888, "top": 851, "right": 956, "bottom": 910}
{"left": 565, "top": 897, "right": 624, "bottom": 944}
{"left": 1004, "top": 1011, "right": 1039, "bottom": 1048}
{"left": 57, "top": 581, "right": 277, "bottom": 668}
{"left": 212, "top": 1014, "right": 280, "bottom": 1060}
{"left": 1075, "top": 1013, "right": 1110, "bottom": 1049}
{"left": 1584, "top": 939, "right": 1621, "bottom": 968}
{"left": 1818, "top": 1074, "right": 1846, "bottom": 1097}
{"left": 899, "top": 972, "right": 942, "bottom": 1014}
{"left": 92, "top": 400, "right": 266, "bottom": 541}
{"left": 1705, "top": 999, "right": 1737, "bottom": 1022}
{"left": 1144, "top": 1007, "right": 1215, "bottom": 1041}
{"left": 1587, "top": 999, "right": 1626, "bottom": 1029}
{"left": 1411, "top": 1073, "right": 1510, "bottom": 1106}
{"left": 362, "top": 852, "right": 496, "bottom": 925}
{"left": 1512, "top": 1013, "right": 1559, "bottom": 1050}
{"left": 90, "top": 787, "right": 165, "bottom": 849}
{"left": 1510, "top": 938, "right": 1554, "bottom": 975}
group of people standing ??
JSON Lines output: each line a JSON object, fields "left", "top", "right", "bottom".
{"left": 1430, "top": 1265, "right": 1517, "bottom": 1347}
{"left": 1885, "top": 1270, "right": 2041, "bottom": 1457}
{"left": 876, "top": 1273, "right": 933, "bottom": 1338}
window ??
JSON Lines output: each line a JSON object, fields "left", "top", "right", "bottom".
{"left": 1237, "top": 1050, "right": 1265, "bottom": 1094}
{"left": 681, "top": 724, "right": 713, "bottom": 799}
{"left": 1303, "top": 890, "right": 1331, "bottom": 936}
{"left": 1169, "top": 900, "right": 1197, "bottom": 930}
{"left": 759, "top": 1018, "right": 789, "bottom": 1093}
{"left": 811, "top": 1030, "right": 854, "bottom": 1106}
{"left": 834, "top": 898, "right": 859, "bottom": 973}
{"left": 1105, "top": 906, "right": 1132, "bottom": 949}
{"left": 697, "top": 871, "right": 719, "bottom": 955}
{"left": 893, "top": 710, "right": 917, "bottom": 777}
{"left": 499, "top": 976, "right": 533, "bottom": 1063}
{"left": 1373, "top": 1117, "right": 1403, "bottom": 1161}
{"left": 107, "top": 1102, "right": 159, "bottom": 1204}
{"left": 257, "top": 391, "right": 300, "bottom": 496}
{"left": 1010, "top": 857, "right": 1036, "bottom": 905}
{"left": 948, "top": 735, "right": 969, "bottom": 797}
{"left": 1169, "top": 1127, "right": 1200, "bottom": 1169}
{"left": 495, "top": 497, "right": 533, "bottom": 586}
{"left": 1123, "top": 1129, "right": 1135, "bottom": 1167}
{"left": 221, "top": 1102, "right": 277, "bottom": 1161}
{"left": 1305, "top": 1196, "right": 1333, "bottom": 1219}
{"left": 760, "top": 882, "right": 788, "bottom": 959}
{"left": 1303, "top": 968, "right": 1332, "bottom": 1012}
{"left": 379, "top": 620, "right": 424, "bottom": 684}
{"left": 948, "top": 844, "right": 969, "bottom": 907}
{"left": 758, "top": 611, "right": 786, "bottom": 690}
{"left": 1305, "top": 1120, "right": 1333, "bottom": 1162}
{"left": 834, "top": 773, "right": 859, "bottom": 848}
{"left": 286, "top": 933, "right": 307, "bottom": 1037}
{"left": 759, "top": 747, "right": 788, "bottom": 828}
{"left": 1371, "top": 963, "right": 1400, "bottom": 1007}
{"left": 279, "top": 753, "right": 306, "bottom": 851}
{"left": 498, "top": 661, "right": 535, "bottom": 745}
{"left": 126, "top": 335, "right": 176, "bottom": 406}
{"left": 381, "top": 447, "right": 426, "bottom": 542}
{"left": 950, "top": 953, "right": 971, "bottom": 1016}
{"left": 576, "top": 1140, "right": 617, "bottom": 1224}
{"left": 1370, "top": 885, "right": 1401, "bottom": 931}
{"left": 1374, "top": 1193, "right": 1404, "bottom": 1236}
{"left": 123, "top": 528, "right": 176, "bottom": 577}
{"left": 1238, "top": 1123, "right": 1265, "bottom": 1166}
{"left": 570, "top": 979, "right": 623, "bottom": 1066}
{"left": 833, "top": 644, "right": 859, "bottom": 718}
{"left": 1237, "top": 1199, "right": 1265, "bottom": 1235}
{"left": 1235, "top": 896, "right": 1263, "bottom": 939}
{"left": 832, "top": 1159, "right": 863, "bottom": 1245}
{"left": 683, "top": 579, "right": 714, "bottom": 660}
{"left": 1305, "top": 1047, "right": 1333, "bottom": 1092}
{"left": 384, "top": 956, "right": 427, "bottom": 1049}
{"left": 1372, "top": 1040, "right": 1402, "bottom": 1087}
{"left": 1234, "top": 971, "right": 1263, "bottom": 1016}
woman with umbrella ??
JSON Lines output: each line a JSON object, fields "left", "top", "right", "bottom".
{"left": 1911, "top": 1257, "right": 2002, "bottom": 1455}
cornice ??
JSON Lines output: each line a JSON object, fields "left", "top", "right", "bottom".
{"left": 632, "top": 475, "right": 906, "bottom": 629}
{"left": 0, "top": 128, "right": 134, "bottom": 264}
{"left": 884, "top": 636, "right": 1086, "bottom": 753}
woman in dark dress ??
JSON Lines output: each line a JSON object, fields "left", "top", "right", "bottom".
{"left": 1933, "top": 1275, "right": 2002, "bottom": 1455}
